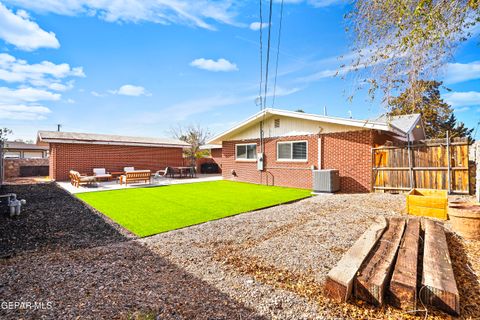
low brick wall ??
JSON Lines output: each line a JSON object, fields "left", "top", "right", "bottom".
{"left": 4, "top": 158, "right": 49, "bottom": 178}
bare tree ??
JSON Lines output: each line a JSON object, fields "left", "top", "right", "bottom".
{"left": 170, "top": 125, "right": 211, "bottom": 166}
{"left": 344, "top": 0, "right": 479, "bottom": 104}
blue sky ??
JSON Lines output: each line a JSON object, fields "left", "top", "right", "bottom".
{"left": 1, "top": 0, "right": 479, "bottom": 141}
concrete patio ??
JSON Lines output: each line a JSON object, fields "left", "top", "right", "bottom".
{"left": 57, "top": 173, "right": 222, "bottom": 194}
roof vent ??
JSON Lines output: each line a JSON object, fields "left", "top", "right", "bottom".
{"left": 274, "top": 119, "right": 280, "bottom": 128}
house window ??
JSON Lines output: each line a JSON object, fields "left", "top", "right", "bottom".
{"left": 23, "top": 151, "right": 43, "bottom": 159}
{"left": 277, "top": 141, "right": 307, "bottom": 161}
{"left": 3, "top": 151, "right": 20, "bottom": 158}
{"left": 274, "top": 118, "right": 280, "bottom": 128}
{"left": 236, "top": 143, "right": 257, "bottom": 160}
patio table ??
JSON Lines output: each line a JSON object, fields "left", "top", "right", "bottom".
{"left": 172, "top": 166, "right": 196, "bottom": 178}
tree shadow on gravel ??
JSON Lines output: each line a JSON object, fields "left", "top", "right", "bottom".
{"left": 0, "top": 240, "right": 266, "bottom": 320}
{"left": 0, "top": 183, "right": 128, "bottom": 257}
{"left": 446, "top": 232, "right": 480, "bottom": 318}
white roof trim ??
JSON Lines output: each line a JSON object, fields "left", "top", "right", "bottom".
{"left": 39, "top": 138, "right": 189, "bottom": 148}
{"left": 208, "top": 108, "right": 407, "bottom": 144}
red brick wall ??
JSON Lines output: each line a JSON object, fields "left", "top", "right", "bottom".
{"left": 49, "top": 143, "right": 185, "bottom": 181}
{"left": 221, "top": 130, "right": 376, "bottom": 193}
{"left": 211, "top": 148, "right": 222, "bottom": 168}
{"left": 222, "top": 135, "right": 318, "bottom": 189}
{"left": 321, "top": 130, "right": 374, "bottom": 193}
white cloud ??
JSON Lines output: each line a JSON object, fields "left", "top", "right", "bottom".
{"left": 266, "top": 86, "right": 301, "bottom": 97}
{"left": 0, "top": 86, "right": 60, "bottom": 104}
{"left": 307, "top": 0, "right": 345, "bottom": 7}
{"left": 91, "top": 90, "right": 105, "bottom": 97}
{"left": 140, "top": 95, "right": 242, "bottom": 123}
{"left": 0, "top": 103, "right": 51, "bottom": 120}
{"left": 109, "top": 84, "right": 151, "bottom": 96}
{"left": 444, "top": 61, "right": 480, "bottom": 84}
{"left": 135, "top": 85, "right": 301, "bottom": 124}
{"left": 455, "top": 106, "right": 470, "bottom": 113}
{"left": 444, "top": 91, "right": 480, "bottom": 107}
{"left": 0, "top": 54, "right": 82, "bottom": 121}
{"left": 274, "top": 0, "right": 344, "bottom": 7}
{"left": 5, "top": 0, "right": 240, "bottom": 31}
{"left": 249, "top": 22, "right": 269, "bottom": 31}
{"left": 190, "top": 58, "right": 238, "bottom": 72}
{"left": 0, "top": 2, "right": 59, "bottom": 51}
{"left": 0, "top": 53, "right": 84, "bottom": 91}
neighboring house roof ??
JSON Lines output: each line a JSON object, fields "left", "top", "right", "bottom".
{"left": 4, "top": 141, "right": 48, "bottom": 151}
{"left": 373, "top": 113, "right": 424, "bottom": 137}
{"left": 199, "top": 144, "right": 222, "bottom": 150}
{"left": 37, "top": 131, "right": 190, "bottom": 148}
{"left": 208, "top": 108, "right": 420, "bottom": 144}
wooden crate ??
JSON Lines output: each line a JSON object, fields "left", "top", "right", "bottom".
{"left": 406, "top": 189, "right": 448, "bottom": 220}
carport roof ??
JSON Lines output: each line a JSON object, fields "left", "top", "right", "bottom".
{"left": 37, "top": 131, "right": 190, "bottom": 148}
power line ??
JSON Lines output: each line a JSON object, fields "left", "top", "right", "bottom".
{"left": 271, "top": 0, "right": 285, "bottom": 108}
{"left": 258, "top": 0, "right": 263, "bottom": 111}
{"left": 262, "top": 0, "right": 274, "bottom": 110}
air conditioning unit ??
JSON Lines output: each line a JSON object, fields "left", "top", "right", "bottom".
{"left": 312, "top": 169, "right": 340, "bottom": 193}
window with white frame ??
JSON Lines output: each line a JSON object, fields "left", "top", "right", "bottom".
{"left": 236, "top": 143, "right": 257, "bottom": 160}
{"left": 23, "top": 151, "right": 44, "bottom": 159}
{"left": 277, "top": 141, "right": 307, "bottom": 161}
{"left": 4, "top": 151, "right": 20, "bottom": 158}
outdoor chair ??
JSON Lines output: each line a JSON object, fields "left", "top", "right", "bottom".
{"left": 69, "top": 170, "right": 96, "bottom": 188}
{"left": 93, "top": 168, "right": 112, "bottom": 181}
{"left": 156, "top": 167, "right": 174, "bottom": 178}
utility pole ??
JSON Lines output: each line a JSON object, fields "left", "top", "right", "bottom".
{"left": 57, "top": 124, "right": 62, "bottom": 132}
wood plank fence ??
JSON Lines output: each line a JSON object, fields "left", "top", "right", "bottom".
{"left": 372, "top": 138, "right": 470, "bottom": 194}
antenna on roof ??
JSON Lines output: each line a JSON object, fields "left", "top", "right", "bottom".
{"left": 323, "top": 106, "right": 327, "bottom": 116}
{"left": 57, "top": 124, "right": 62, "bottom": 132}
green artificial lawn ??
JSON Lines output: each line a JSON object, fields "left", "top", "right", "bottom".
{"left": 76, "top": 180, "right": 311, "bottom": 237}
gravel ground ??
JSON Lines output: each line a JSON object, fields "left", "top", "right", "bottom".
{"left": 0, "top": 183, "right": 128, "bottom": 257}
{"left": 1, "top": 184, "right": 479, "bottom": 319}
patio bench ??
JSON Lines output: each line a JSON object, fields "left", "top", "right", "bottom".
{"left": 119, "top": 170, "right": 151, "bottom": 186}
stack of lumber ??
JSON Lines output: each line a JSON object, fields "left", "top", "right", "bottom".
{"left": 325, "top": 217, "right": 460, "bottom": 316}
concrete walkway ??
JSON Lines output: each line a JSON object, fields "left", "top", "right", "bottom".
{"left": 58, "top": 174, "right": 222, "bottom": 194}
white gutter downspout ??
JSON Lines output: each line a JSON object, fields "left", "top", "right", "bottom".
{"left": 318, "top": 137, "right": 322, "bottom": 170}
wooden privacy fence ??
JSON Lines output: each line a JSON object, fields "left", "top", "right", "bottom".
{"left": 372, "top": 137, "right": 470, "bottom": 194}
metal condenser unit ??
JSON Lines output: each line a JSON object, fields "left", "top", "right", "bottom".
{"left": 312, "top": 169, "right": 340, "bottom": 193}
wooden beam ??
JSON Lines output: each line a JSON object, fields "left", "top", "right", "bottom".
{"left": 324, "top": 217, "right": 387, "bottom": 303}
{"left": 420, "top": 219, "right": 460, "bottom": 316}
{"left": 388, "top": 218, "right": 420, "bottom": 311}
{"left": 354, "top": 218, "right": 406, "bottom": 306}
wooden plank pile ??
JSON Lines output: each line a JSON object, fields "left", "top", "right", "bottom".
{"left": 325, "top": 217, "right": 460, "bottom": 316}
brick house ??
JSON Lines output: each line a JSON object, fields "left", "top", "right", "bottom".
{"left": 207, "top": 108, "right": 425, "bottom": 193}
{"left": 2, "top": 141, "right": 49, "bottom": 178}
{"left": 37, "top": 131, "right": 189, "bottom": 181}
